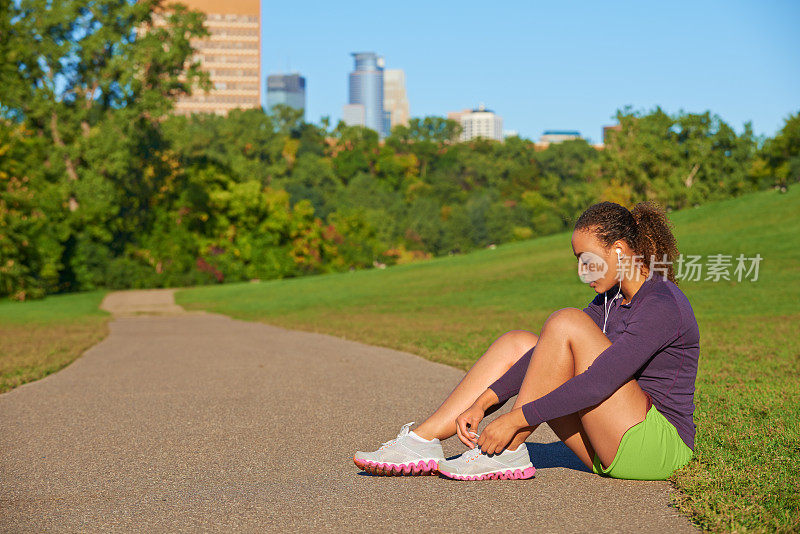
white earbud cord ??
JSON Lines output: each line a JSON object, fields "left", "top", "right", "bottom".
{"left": 602, "top": 283, "right": 622, "bottom": 334}
{"left": 603, "top": 251, "right": 624, "bottom": 334}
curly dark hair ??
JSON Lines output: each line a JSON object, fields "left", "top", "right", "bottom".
{"left": 574, "top": 200, "right": 680, "bottom": 284}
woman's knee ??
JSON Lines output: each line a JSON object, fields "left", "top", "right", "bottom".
{"left": 544, "top": 308, "right": 610, "bottom": 372}
{"left": 543, "top": 307, "right": 592, "bottom": 335}
{"left": 495, "top": 330, "right": 538, "bottom": 362}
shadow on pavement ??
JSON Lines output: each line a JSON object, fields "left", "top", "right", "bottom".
{"left": 525, "top": 441, "right": 591, "bottom": 472}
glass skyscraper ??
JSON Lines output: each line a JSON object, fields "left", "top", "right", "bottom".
{"left": 267, "top": 73, "right": 306, "bottom": 118}
{"left": 343, "top": 52, "right": 389, "bottom": 138}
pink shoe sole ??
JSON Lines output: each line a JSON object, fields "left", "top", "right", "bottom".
{"left": 353, "top": 457, "right": 439, "bottom": 476}
{"left": 438, "top": 466, "right": 536, "bottom": 480}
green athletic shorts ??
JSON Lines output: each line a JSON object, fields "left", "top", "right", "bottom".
{"left": 592, "top": 404, "right": 694, "bottom": 481}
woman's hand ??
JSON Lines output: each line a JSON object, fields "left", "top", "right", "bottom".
{"left": 476, "top": 408, "right": 528, "bottom": 455}
{"left": 455, "top": 403, "right": 485, "bottom": 448}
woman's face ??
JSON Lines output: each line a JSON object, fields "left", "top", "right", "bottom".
{"left": 572, "top": 229, "right": 620, "bottom": 294}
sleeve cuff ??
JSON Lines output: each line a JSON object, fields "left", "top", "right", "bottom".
{"left": 521, "top": 401, "right": 544, "bottom": 427}
{"left": 487, "top": 384, "right": 511, "bottom": 405}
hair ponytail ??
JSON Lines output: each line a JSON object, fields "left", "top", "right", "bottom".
{"left": 575, "top": 200, "right": 680, "bottom": 284}
{"left": 630, "top": 201, "right": 679, "bottom": 283}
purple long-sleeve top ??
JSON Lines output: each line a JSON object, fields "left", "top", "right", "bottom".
{"left": 488, "top": 274, "right": 700, "bottom": 450}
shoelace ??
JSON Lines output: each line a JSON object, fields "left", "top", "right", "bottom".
{"left": 463, "top": 446, "right": 485, "bottom": 463}
{"left": 378, "top": 421, "right": 415, "bottom": 451}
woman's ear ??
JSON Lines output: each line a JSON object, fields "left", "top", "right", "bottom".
{"left": 612, "top": 240, "right": 630, "bottom": 256}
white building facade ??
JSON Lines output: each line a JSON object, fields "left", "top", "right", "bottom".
{"left": 449, "top": 104, "right": 503, "bottom": 141}
{"left": 341, "top": 104, "right": 366, "bottom": 127}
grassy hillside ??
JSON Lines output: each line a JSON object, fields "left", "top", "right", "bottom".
{"left": 177, "top": 187, "right": 800, "bottom": 532}
{"left": 0, "top": 290, "right": 110, "bottom": 393}
{"left": 177, "top": 187, "right": 799, "bottom": 366}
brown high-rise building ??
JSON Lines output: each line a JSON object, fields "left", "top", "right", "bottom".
{"left": 171, "top": 0, "right": 261, "bottom": 115}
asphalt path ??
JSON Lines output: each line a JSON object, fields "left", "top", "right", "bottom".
{"left": 0, "top": 290, "right": 697, "bottom": 532}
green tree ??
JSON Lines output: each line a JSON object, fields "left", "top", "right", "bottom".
{"left": 598, "top": 106, "right": 758, "bottom": 209}
{"left": 1, "top": 0, "right": 211, "bottom": 294}
{"left": 751, "top": 111, "right": 800, "bottom": 189}
{"left": 0, "top": 121, "right": 60, "bottom": 299}
{"left": 330, "top": 123, "right": 379, "bottom": 183}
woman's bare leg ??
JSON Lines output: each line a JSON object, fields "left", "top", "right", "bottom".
{"left": 413, "top": 330, "right": 538, "bottom": 441}
{"left": 505, "top": 308, "right": 650, "bottom": 469}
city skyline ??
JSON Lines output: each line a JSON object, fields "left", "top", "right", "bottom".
{"left": 259, "top": 1, "right": 799, "bottom": 143}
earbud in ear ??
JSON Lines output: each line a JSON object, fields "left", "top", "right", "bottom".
{"left": 615, "top": 248, "right": 622, "bottom": 256}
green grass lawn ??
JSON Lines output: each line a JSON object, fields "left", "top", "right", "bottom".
{"left": 177, "top": 187, "right": 800, "bottom": 532}
{"left": 0, "top": 290, "right": 110, "bottom": 393}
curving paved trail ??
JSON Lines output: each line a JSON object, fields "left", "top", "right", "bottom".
{"left": 1, "top": 290, "right": 697, "bottom": 532}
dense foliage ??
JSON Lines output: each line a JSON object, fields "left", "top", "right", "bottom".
{"left": 1, "top": 0, "right": 797, "bottom": 300}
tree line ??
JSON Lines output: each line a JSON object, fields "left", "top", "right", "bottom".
{"left": 1, "top": 0, "right": 797, "bottom": 300}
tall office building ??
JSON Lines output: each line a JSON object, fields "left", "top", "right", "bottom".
{"left": 267, "top": 73, "right": 306, "bottom": 118}
{"left": 448, "top": 104, "right": 503, "bottom": 141}
{"left": 384, "top": 69, "right": 409, "bottom": 129}
{"left": 169, "top": 0, "right": 261, "bottom": 116}
{"left": 342, "top": 52, "right": 389, "bottom": 137}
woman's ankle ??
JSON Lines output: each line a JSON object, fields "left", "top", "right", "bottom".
{"left": 412, "top": 421, "right": 443, "bottom": 441}
{"left": 506, "top": 430, "right": 533, "bottom": 451}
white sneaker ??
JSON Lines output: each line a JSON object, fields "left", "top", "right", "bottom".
{"left": 437, "top": 444, "right": 536, "bottom": 480}
{"left": 353, "top": 422, "right": 444, "bottom": 476}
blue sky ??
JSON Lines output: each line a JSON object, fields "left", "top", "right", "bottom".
{"left": 260, "top": 0, "right": 799, "bottom": 143}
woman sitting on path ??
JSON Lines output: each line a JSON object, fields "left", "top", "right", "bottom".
{"left": 353, "top": 201, "right": 698, "bottom": 481}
